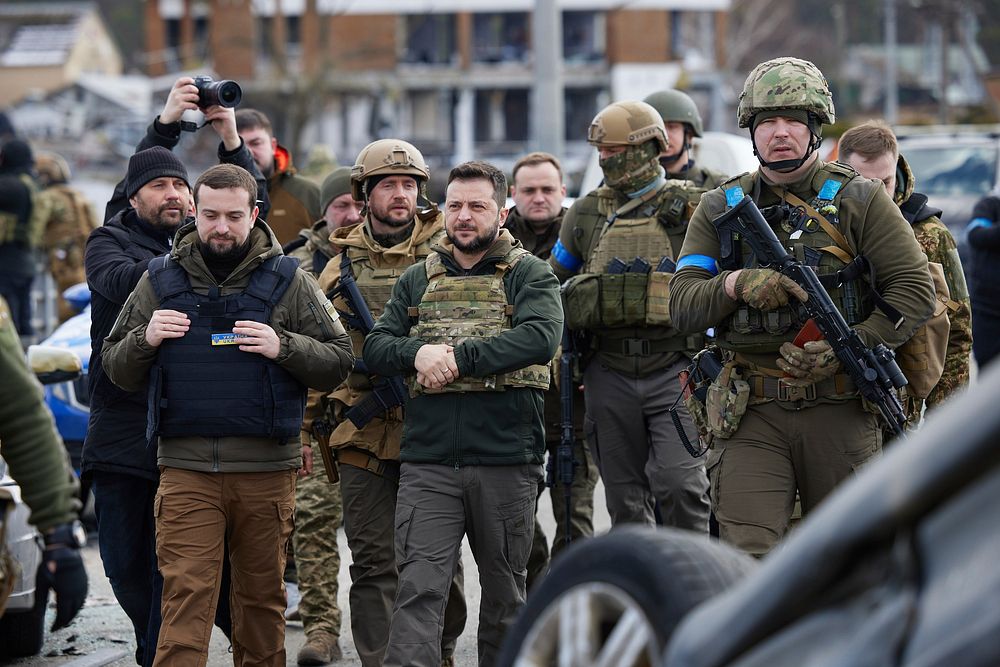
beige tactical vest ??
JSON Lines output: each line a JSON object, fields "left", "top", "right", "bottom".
{"left": 408, "top": 248, "right": 550, "bottom": 394}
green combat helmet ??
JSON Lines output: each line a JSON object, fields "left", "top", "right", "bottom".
{"left": 737, "top": 56, "right": 835, "bottom": 129}
{"left": 588, "top": 100, "right": 669, "bottom": 192}
{"left": 738, "top": 57, "right": 834, "bottom": 172}
{"left": 643, "top": 89, "right": 704, "bottom": 138}
{"left": 350, "top": 139, "right": 430, "bottom": 202}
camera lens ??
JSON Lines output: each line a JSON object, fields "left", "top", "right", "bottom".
{"left": 216, "top": 81, "right": 242, "bottom": 108}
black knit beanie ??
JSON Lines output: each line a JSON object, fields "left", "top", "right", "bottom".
{"left": 0, "top": 138, "right": 33, "bottom": 172}
{"left": 125, "top": 146, "right": 190, "bottom": 199}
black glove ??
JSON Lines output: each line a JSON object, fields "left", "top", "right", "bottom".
{"left": 38, "top": 524, "right": 89, "bottom": 632}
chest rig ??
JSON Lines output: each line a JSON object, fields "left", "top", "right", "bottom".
{"left": 716, "top": 164, "right": 879, "bottom": 354}
{"left": 145, "top": 254, "right": 305, "bottom": 442}
{"left": 407, "top": 248, "right": 550, "bottom": 394}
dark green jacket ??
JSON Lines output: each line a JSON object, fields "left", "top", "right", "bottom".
{"left": 362, "top": 230, "right": 563, "bottom": 466}
{"left": 0, "top": 297, "right": 79, "bottom": 531}
{"left": 101, "top": 220, "right": 354, "bottom": 472}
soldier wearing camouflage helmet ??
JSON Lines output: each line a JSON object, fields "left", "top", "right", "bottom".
{"left": 313, "top": 139, "right": 466, "bottom": 667}
{"left": 839, "top": 120, "right": 972, "bottom": 426}
{"left": 669, "top": 57, "right": 936, "bottom": 556}
{"left": 643, "top": 89, "right": 728, "bottom": 188}
{"left": 34, "top": 151, "right": 99, "bottom": 321}
{"left": 550, "top": 100, "right": 711, "bottom": 532}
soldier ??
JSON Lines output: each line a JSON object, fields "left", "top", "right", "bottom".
{"left": 505, "top": 151, "right": 598, "bottom": 588}
{"left": 668, "top": 57, "right": 936, "bottom": 556}
{"left": 643, "top": 89, "right": 728, "bottom": 188}
{"left": 34, "top": 151, "right": 99, "bottom": 321}
{"left": 0, "top": 296, "right": 88, "bottom": 628}
{"left": 549, "top": 100, "right": 711, "bottom": 531}
{"left": 100, "top": 164, "right": 354, "bottom": 666}
{"left": 281, "top": 166, "right": 356, "bottom": 665}
{"left": 236, "top": 108, "right": 321, "bottom": 245}
{"left": 0, "top": 138, "right": 46, "bottom": 337}
{"left": 314, "top": 140, "right": 466, "bottom": 667}
{"left": 839, "top": 120, "right": 972, "bottom": 419}
{"left": 364, "top": 160, "right": 562, "bottom": 667}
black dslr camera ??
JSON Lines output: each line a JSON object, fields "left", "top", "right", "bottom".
{"left": 193, "top": 76, "right": 242, "bottom": 109}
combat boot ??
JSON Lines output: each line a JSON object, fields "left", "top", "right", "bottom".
{"left": 296, "top": 631, "right": 342, "bottom": 665}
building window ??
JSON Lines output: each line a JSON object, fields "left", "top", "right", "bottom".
{"left": 565, "top": 88, "right": 602, "bottom": 142}
{"left": 402, "top": 14, "right": 456, "bottom": 65}
{"left": 475, "top": 89, "right": 529, "bottom": 146}
{"left": 472, "top": 13, "right": 529, "bottom": 64}
{"left": 257, "top": 16, "right": 273, "bottom": 59}
{"left": 194, "top": 16, "right": 210, "bottom": 61}
{"left": 563, "top": 11, "right": 604, "bottom": 63}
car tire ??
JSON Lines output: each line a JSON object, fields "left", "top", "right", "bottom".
{"left": 0, "top": 574, "right": 46, "bottom": 658}
{"left": 497, "top": 525, "right": 756, "bottom": 667}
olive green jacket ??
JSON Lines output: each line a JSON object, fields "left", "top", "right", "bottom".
{"left": 669, "top": 159, "right": 936, "bottom": 371}
{"left": 0, "top": 298, "right": 79, "bottom": 531}
{"left": 101, "top": 220, "right": 354, "bottom": 472}
{"left": 504, "top": 206, "right": 566, "bottom": 260}
{"left": 362, "top": 230, "right": 563, "bottom": 466}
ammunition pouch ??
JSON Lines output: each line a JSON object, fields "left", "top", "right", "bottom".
{"left": 704, "top": 363, "right": 750, "bottom": 439}
{"left": 895, "top": 261, "right": 953, "bottom": 399}
{"left": 562, "top": 269, "right": 676, "bottom": 330}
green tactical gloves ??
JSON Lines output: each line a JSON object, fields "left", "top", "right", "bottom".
{"left": 733, "top": 268, "right": 809, "bottom": 311}
{"left": 777, "top": 340, "right": 840, "bottom": 387}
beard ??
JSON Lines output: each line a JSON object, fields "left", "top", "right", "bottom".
{"left": 448, "top": 218, "right": 500, "bottom": 254}
{"left": 201, "top": 234, "right": 250, "bottom": 262}
{"left": 135, "top": 200, "right": 187, "bottom": 230}
{"left": 369, "top": 198, "right": 416, "bottom": 229}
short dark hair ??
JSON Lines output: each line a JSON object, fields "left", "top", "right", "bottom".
{"left": 447, "top": 161, "right": 507, "bottom": 209}
{"left": 194, "top": 164, "right": 258, "bottom": 209}
{"left": 839, "top": 120, "right": 898, "bottom": 161}
{"left": 512, "top": 151, "right": 563, "bottom": 183}
{"left": 235, "top": 108, "right": 274, "bottom": 137}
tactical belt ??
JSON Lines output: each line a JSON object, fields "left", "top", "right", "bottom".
{"left": 335, "top": 447, "right": 400, "bottom": 482}
{"left": 746, "top": 373, "right": 857, "bottom": 402}
{"left": 596, "top": 334, "right": 704, "bottom": 357}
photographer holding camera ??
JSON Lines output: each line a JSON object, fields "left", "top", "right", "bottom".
{"left": 83, "top": 75, "right": 267, "bottom": 667}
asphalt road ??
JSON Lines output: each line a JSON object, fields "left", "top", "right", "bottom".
{"left": 6, "top": 480, "right": 611, "bottom": 667}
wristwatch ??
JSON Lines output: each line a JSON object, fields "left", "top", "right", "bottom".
{"left": 44, "top": 520, "right": 87, "bottom": 549}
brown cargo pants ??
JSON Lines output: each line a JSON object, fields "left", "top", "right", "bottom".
{"left": 153, "top": 467, "right": 295, "bottom": 667}
{"left": 708, "top": 399, "right": 881, "bottom": 557}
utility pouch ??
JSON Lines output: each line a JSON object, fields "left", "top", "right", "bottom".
{"left": 646, "top": 271, "right": 673, "bottom": 326}
{"left": 561, "top": 273, "right": 602, "bottom": 330}
{"left": 672, "top": 346, "right": 724, "bottom": 457}
{"left": 622, "top": 273, "right": 647, "bottom": 324}
{"left": 705, "top": 364, "right": 750, "bottom": 440}
{"left": 600, "top": 274, "right": 627, "bottom": 327}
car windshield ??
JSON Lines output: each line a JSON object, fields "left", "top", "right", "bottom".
{"left": 904, "top": 143, "right": 998, "bottom": 197}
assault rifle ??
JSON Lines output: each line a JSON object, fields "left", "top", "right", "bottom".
{"left": 546, "top": 324, "right": 579, "bottom": 547}
{"left": 330, "top": 253, "right": 408, "bottom": 429}
{"left": 712, "top": 195, "right": 908, "bottom": 436}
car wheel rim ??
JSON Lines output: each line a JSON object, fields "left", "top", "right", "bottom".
{"left": 513, "top": 582, "right": 660, "bottom": 667}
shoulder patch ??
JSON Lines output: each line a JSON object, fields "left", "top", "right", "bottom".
{"left": 315, "top": 288, "right": 340, "bottom": 322}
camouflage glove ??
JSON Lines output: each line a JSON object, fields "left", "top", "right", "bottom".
{"left": 735, "top": 269, "right": 808, "bottom": 311}
{"left": 776, "top": 340, "right": 840, "bottom": 387}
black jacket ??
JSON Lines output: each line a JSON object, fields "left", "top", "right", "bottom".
{"left": 82, "top": 208, "right": 174, "bottom": 480}
{"left": 968, "top": 195, "right": 1000, "bottom": 316}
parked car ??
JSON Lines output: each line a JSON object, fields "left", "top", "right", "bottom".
{"left": 896, "top": 126, "right": 1000, "bottom": 235}
{"left": 0, "top": 346, "right": 84, "bottom": 659}
{"left": 499, "top": 363, "right": 1000, "bottom": 667}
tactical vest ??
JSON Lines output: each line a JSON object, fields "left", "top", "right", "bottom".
{"left": 145, "top": 254, "right": 306, "bottom": 443}
{"left": 407, "top": 248, "right": 550, "bottom": 394}
{"left": 339, "top": 239, "right": 436, "bottom": 389}
{"left": 716, "top": 164, "right": 875, "bottom": 354}
{"left": 562, "top": 181, "right": 704, "bottom": 332}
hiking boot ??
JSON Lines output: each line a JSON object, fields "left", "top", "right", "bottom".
{"left": 297, "top": 632, "right": 342, "bottom": 665}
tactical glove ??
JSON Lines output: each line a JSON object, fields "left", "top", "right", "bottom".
{"left": 38, "top": 523, "right": 89, "bottom": 631}
{"left": 777, "top": 340, "right": 840, "bottom": 387}
{"left": 734, "top": 269, "right": 808, "bottom": 311}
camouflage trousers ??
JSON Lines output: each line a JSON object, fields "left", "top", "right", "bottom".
{"left": 526, "top": 438, "right": 599, "bottom": 591}
{"left": 293, "top": 467, "right": 344, "bottom": 640}
{"left": 47, "top": 242, "right": 86, "bottom": 322}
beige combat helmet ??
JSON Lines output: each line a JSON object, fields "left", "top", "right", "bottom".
{"left": 587, "top": 101, "right": 670, "bottom": 154}
{"left": 350, "top": 139, "right": 430, "bottom": 201}
{"left": 737, "top": 57, "right": 835, "bottom": 129}
{"left": 35, "top": 151, "right": 72, "bottom": 187}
